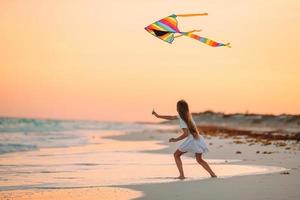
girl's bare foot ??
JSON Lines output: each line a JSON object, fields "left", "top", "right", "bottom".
{"left": 176, "top": 175, "right": 186, "bottom": 180}
{"left": 211, "top": 174, "right": 217, "bottom": 178}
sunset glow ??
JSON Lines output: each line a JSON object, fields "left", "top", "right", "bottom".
{"left": 1, "top": 0, "right": 299, "bottom": 122}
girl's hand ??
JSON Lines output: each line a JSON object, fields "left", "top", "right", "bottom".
{"left": 169, "top": 138, "right": 177, "bottom": 142}
{"left": 152, "top": 109, "right": 158, "bottom": 117}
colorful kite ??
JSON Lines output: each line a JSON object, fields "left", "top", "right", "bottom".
{"left": 145, "top": 13, "right": 230, "bottom": 47}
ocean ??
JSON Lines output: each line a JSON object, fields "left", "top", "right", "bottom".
{"left": 0, "top": 117, "right": 149, "bottom": 155}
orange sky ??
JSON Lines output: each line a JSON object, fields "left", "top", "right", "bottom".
{"left": 0, "top": 0, "right": 299, "bottom": 122}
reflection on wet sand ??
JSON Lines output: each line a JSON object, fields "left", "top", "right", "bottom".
{"left": 0, "top": 187, "right": 142, "bottom": 200}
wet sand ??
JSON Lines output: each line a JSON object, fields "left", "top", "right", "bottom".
{"left": 0, "top": 187, "right": 142, "bottom": 200}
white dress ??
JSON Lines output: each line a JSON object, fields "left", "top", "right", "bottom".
{"left": 177, "top": 115, "right": 209, "bottom": 154}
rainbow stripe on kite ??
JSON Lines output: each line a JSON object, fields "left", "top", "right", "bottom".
{"left": 145, "top": 14, "right": 230, "bottom": 47}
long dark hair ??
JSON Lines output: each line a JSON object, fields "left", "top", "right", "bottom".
{"left": 177, "top": 100, "right": 199, "bottom": 139}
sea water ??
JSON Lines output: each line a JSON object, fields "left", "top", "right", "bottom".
{"left": 0, "top": 117, "right": 148, "bottom": 154}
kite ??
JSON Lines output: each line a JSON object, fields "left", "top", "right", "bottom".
{"left": 145, "top": 13, "right": 231, "bottom": 47}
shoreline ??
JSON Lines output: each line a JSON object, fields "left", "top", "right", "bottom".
{"left": 0, "top": 124, "right": 299, "bottom": 200}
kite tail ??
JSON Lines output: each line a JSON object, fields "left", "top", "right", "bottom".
{"left": 182, "top": 32, "right": 231, "bottom": 48}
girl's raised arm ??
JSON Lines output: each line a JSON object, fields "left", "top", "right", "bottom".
{"left": 152, "top": 109, "right": 177, "bottom": 120}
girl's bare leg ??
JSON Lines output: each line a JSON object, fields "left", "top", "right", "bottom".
{"left": 195, "top": 153, "right": 217, "bottom": 177}
{"left": 173, "top": 149, "right": 186, "bottom": 179}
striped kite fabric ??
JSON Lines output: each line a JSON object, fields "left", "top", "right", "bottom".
{"left": 145, "top": 14, "right": 230, "bottom": 47}
{"left": 145, "top": 14, "right": 179, "bottom": 44}
{"left": 182, "top": 32, "right": 229, "bottom": 47}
